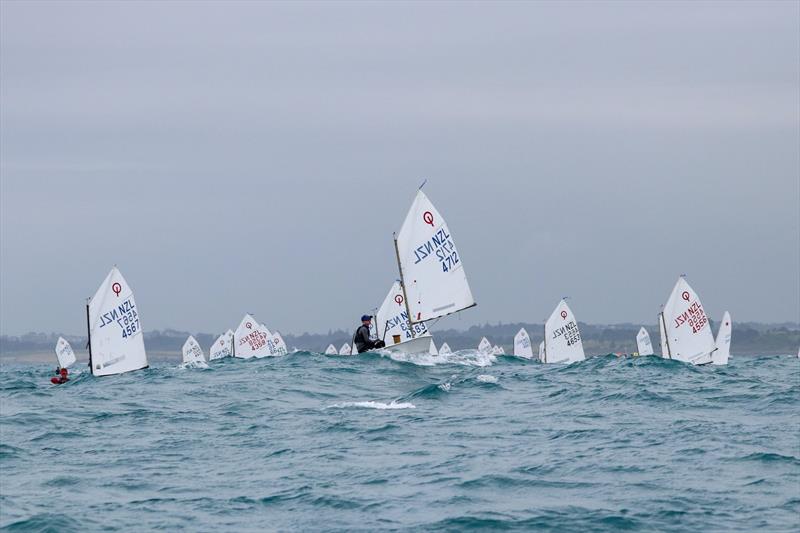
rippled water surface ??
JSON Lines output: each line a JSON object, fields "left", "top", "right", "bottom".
{"left": 1, "top": 352, "right": 798, "bottom": 531}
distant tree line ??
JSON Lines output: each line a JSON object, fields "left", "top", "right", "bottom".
{"left": 2, "top": 322, "right": 798, "bottom": 358}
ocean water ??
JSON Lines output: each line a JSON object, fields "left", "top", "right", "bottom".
{"left": 1, "top": 352, "right": 798, "bottom": 532}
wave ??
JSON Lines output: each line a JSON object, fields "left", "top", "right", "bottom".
{"left": 376, "top": 349, "right": 497, "bottom": 368}
{"left": 326, "top": 400, "right": 415, "bottom": 410}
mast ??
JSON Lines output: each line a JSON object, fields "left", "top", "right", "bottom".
{"left": 86, "top": 300, "right": 93, "bottom": 375}
{"left": 659, "top": 312, "right": 672, "bottom": 359}
{"left": 393, "top": 232, "right": 416, "bottom": 339}
{"left": 542, "top": 324, "right": 547, "bottom": 363}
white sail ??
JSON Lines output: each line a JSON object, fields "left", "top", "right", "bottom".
{"left": 182, "top": 336, "right": 206, "bottom": 364}
{"left": 543, "top": 300, "right": 585, "bottom": 364}
{"left": 233, "top": 314, "right": 273, "bottom": 358}
{"left": 339, "top": 342, "right": 353, "bottom": 355}
{"left": 662, "top": 278, "right": 715, "bottom": 365}
{"left": 636, "top": 327, "right": 654, "bottom": 356}
{"left": 492, "top": 345, "right": 504, "bottom": 355}
{"left": 513, "top": 328, "right": 533, "bottom": 359}
{"left": 439, "top": 342, "right": 452, "bottom": 355}
{"left": 395, "top": 190, "right": 475, "bottom": 324}
{"left": 270, "top": 331, "right": 289, "bottom": 356}
{"left": 477, "top": 337, "right": 493, "bottom": 355}
{"left": 429, "top": 339, "right": 439, "bottom": 355}
{"left": 88, "top": 267, "right": 148, "bottom": 376}
{"left": 712, "top": 311, "right": 732, "bottom": 366}
{"left": 54, "top": 337, "right": 76, "bottom": 369}
{"left": 373, "top": 280, "right": 429, "bottom": 346}
{"left": 538, "top": 341, "right": 545, "bottom": 361}
{"left": 324, "top": 344, "right": 337, "bottom": 355}
{"left": 209, "top": 331, "right": 233, "bottom": 360}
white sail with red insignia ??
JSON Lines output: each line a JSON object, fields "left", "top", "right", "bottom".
{"left": 712, "top": 311, "right": 732, "bottom": 366}
{"left": 660, "top": 277, "right": 715, "bottom": 365}
{"left": 87, "top": 267, "right": 148, "bottom": 376}
{"left": 395, "top": 190, "right": 475, "bottom": 324}
{"left": 543, "top": 299, "right": 585, "bottom": 364}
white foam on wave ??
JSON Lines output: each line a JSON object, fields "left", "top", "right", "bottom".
{"left": 327, "top": 401, "right": 415, "bottom": 410}
{"left": 382, "top": 349, "right": 496, "bottom": 368}
{"left": 179, "top": 361, "right": 209, "bottom": 370}
{"left": 476, "top": 374, "right": 498, "bottom": 384}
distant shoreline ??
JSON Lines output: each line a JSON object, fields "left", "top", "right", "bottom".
{"left": 3, "top": 322, "right": 798, "bottom": 364}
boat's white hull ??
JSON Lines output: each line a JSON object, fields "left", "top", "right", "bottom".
{"left": 379, "top": 335, "right": 435, "bottom": 355}
{"left": 661, "top": 352, "right": 714, "bottom": 366}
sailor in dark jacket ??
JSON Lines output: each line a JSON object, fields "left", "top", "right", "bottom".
{"left": 353, "top": 315, "right": 385, "bottom": 354}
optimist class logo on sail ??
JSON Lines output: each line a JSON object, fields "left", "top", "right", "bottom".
{"left": 412, "top": 210, "right": 460, "bottom": 273}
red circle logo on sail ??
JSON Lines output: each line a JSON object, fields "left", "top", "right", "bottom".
{"left": 423, "top": 211, "right": 434, "bottom": 227}
{"left": 681, "top": 291, "right": 690, "bottom": 301}
{"left": 395, "top": 295, "right": 404, "bottom": 306}
{"left": 112, "top": 282, "right": 122, "bottom": 296}
{"left": 560, "top": 311, "right": 568, "bottom": 319}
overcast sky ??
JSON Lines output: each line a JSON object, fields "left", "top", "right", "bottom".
{"left": 1, "top": 0, "right": 798, "bottom": 336}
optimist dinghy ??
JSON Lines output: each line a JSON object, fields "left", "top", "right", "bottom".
{"left": 233, "top": 314, "right": 280, "bottom": 358}
{"left": 209, "top": 330, "right": 234, "bottom": 360}
{"left": 438, "top": 342, "right": 452, "bottom": 355}
{"left": 429, "top": 340, "right": 439, "bottom": 355}
{"left": 86, "top": 267, "right": 148, "bottom": 376}
{"left": 712, "top": 311, "right": 732, "bottom": 365}
{"left": 636, "top": 327, "right": 654, "bottom": 356}
{"left": 339, "top": 343, "right": 353, "bottom": 355}
{"left": 513, "top": 328, "right": 533, "bottom": 359}
{"left": 542, "top": 299, "right": 585, "bottom": 364}
{"left": 54, "top": 337, "right": 76, "bottom": 369}
{"left": 371, "top": 280, "right": 433, "bottom": 355}
{"left": 658, "top": 277, "right": 715, "bottom": 365}
{"left": 368, "top": 186, "right": 476, "bottom": 355}
{"left": 477, "top": 337, "right": 493, "bottom": 355}
{"left": 324, "top": 344, "right": 338, "bottom": 355}
{"left": 182, "top": 336, "right": 206, "bottom": 365}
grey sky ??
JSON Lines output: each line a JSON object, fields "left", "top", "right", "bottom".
{"left": 1, "top": 0, "right": 798, "bottom": 336}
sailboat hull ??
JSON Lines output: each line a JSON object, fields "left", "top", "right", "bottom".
{"left": 379, "top": 336, "right": 435, "bottom": 355}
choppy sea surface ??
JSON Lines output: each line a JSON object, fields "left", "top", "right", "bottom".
{"left": 1, "top": 351, "right": 798, "bottom": 532}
